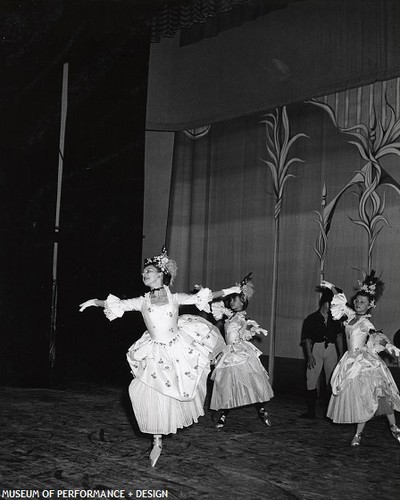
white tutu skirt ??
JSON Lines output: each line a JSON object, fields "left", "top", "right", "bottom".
{"left": 127, "top": 314, "right": 225, "bottom": 435}
{"left": 210, "top": 341, "right": 274, "bottom": 410}
{"left": 129, "top": 368, "right": 208, "bottom": 435}
{"left": 327, "top": 347, "right": 400, "bottom": 423}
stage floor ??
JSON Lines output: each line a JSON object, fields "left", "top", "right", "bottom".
{"left": 1, "top": 384, "right": 400, "bottom": 499}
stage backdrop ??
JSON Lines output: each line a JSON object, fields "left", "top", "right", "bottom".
{"left": 146, "top": 0, "right": 400, "bottom": 131}
{"left": 145, "top": 77, "right": 400, "bottom": 361}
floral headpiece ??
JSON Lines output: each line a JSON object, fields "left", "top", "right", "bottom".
{"left": 144, "top": 246, "right": 178, "bottom": 285}
{"left": 356, "top": 269, "right": 384, "bottom": 308}
{"left": 239, "top": 272, "right": 254, "bottom": 300}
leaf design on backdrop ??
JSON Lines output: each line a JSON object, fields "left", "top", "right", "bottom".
{"left": 309, "top": 90, "right": 400, "bottom": 275}
{"left": 260, "top": 106, "right": 308, "bottom": 384}
{"left": 313, "top": 183, "right": 328, "bottom": 279}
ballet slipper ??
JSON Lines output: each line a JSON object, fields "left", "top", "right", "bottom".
{"left": 390, "top": 424, "right": 400, "bottom": 444}
{"left": 149, "top": 435, "right": 162, "bottom": 467}
{"left": 215, "top": 413, "right": 227, "bottom": 430}
{"left": 351, "top": 432, "right": 363, "bottom": 447}
{"left": 260, "top": 409, "right": 272, "bottom": 427}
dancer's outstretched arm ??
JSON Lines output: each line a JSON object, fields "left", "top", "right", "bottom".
{"left": 79, "top": 298, "right": 105, "bottom": 311}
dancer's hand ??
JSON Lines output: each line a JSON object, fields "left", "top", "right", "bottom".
{"left": 307, "top": 354, "right": 316, "bottom": 369}
{"left": 247, "top": 320, "right": 268, "bottom": 337}
{"left": 320, "top": 280, "right": 335, "bottom": 290}
{"left": 211, "top": 301, "right": 232, "bottom": 320}
{"left": 222, "top": 285, "right": 241, "bottom": 296}
{"left": 386, "top": 343, "right": 400, "bottom": 358}
{"left": 251, "top": 327, "right": 268, "bottom": 336}
{"left": 79, "top": 299, "right": 99, "bottom": 312}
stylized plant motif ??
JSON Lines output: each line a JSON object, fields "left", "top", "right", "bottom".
{"left": 313, "top": 184, "right": 328, "bottom": 280}
{"left": 260, "top": 106, "right": 308, "bottom": 219}
{"left": 309, "top": 96, "right": 400, "bottom": 273}
{"left": 350, "top": 165, "right": 389, "bottom": 271}
{"left": 260, "top": 106, "right": 308, "bottom": 383}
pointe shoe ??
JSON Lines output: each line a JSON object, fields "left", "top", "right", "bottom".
{"left": 259, "top": 408, "right": 271, "bottom": 426}
{"left": 149, "top": 436, "right": 162, "bottom": 467}
{"left": 351, "top": 432, "right": 363, "bottom": 447}
{"left": 390, "top": 424, "right": 400, "bottom": 444}
{"left": 215, "top": 414, "right": 227, "bottom": 430}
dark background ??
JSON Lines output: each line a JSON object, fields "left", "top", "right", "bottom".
{"left": 0, "top": 0, "right": 164, "bottom": 387}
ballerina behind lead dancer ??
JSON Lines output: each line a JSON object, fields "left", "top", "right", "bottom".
{"left": 321, "top": 271, "right": 400, "bottom": 447}
{"left": 210, "top": 273, "right": 274, "bottom": 429}
{"left": 79, "top": 247, "right": 240, "bottom": 467}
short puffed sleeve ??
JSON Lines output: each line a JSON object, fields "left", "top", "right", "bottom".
{"left": 175, "top": 287, "right": 213, "bottom": 313}
{"left": 103, "top": 294, "right": 144, "bottom": 321}
{"left": 331, "top": 293, "right": 355, "bottom": 321}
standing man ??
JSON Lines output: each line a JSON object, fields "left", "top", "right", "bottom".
{"left": 300, "top": 288, "right": 344, "bottom": 418}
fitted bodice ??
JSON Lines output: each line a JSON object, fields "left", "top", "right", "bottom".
{"left": 141, "top": 298, "right": 180, "bottom": 342}
{"left": 331, "top": 293, "right": 374, "bottom": 353}
{"left": 345, "top": 316, "right": 374, "bottom": 352}
{"left": 224, "top": 313, "right": 247, "bottom": 344}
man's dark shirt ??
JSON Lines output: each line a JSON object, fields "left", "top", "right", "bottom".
{"left": 300, "top": 310, "right": 343, "bottom": 347}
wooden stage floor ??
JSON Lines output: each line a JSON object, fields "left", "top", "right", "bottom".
{"left": 1, "top": 383, "right": 400, "bottom": 499}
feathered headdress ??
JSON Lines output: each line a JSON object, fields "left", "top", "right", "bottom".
{"left": 239, "top": 272, "right": 254, "bottom": 300}
{"left": 144, "top": 246, "right": 178, "bottom": 285}
{"left": 355, "top": 269, "right": 385, "bottom": 308}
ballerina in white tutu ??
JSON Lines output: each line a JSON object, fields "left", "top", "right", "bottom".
{"left": 209, "top": 274, "right": 274, "bottom": 429}
{"left": 321, "top": 271, "right": 400, "bottom": 447}
{"left": 79, "top": 246, "right": 240, "bottom": 466}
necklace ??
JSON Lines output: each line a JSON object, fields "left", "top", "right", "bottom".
{"left": 149, "top": 286, "right": 168, "bottom": 305}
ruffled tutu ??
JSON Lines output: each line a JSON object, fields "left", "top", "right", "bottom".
{"left": 129, "top": 369, "right": 209, "bottom": 435}
{"left": 127, "top": 314, "right": 224, "bottom": 400}
{"left": 210, "top": 341, "right": 273, "bottom": 410}
{"left": 327, "top": 348, "right": 400, "bottom": 423}
{"left": 127, "top": 314, "right": 225, "bottom": 434}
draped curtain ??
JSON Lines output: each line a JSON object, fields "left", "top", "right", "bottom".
{"left": 144, "top": 0, "right": 400, "bottom": 367}
{"left": 163, "top": 79, "right": 400, "bottom": 360}
{"left": 151, "top": 0, "right": 301, "bottom": 43}
{"left": 147, "top": 0, "right": 400, "bottom": 131}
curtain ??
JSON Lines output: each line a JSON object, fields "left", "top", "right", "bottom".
{"left": 147, "top": 0, "right": 400, "bottom": 131}
{"left": 164, "top": 79, "right": 400, "bottom": 360}
{"left": 151, "top": 0, "right": 299, "bottom": 43}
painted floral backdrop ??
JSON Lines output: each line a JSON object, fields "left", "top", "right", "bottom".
{"left": 166, "top": 77, "right": 400, "bottom": 362}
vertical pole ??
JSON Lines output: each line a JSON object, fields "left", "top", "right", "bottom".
{"left": 49, "top": 62, "right": 69, "bottom": 370}
{"left": 369, "top": 84, "right": 374, "bottom": 129}
{"left": 320, "top": 182, "right": 327, "bottom": 283}
{"left": 381, "top": 80, "right": 387, "bottom": 129}
{"left": 268, "top": 213, "right": 280, "bottom": 386}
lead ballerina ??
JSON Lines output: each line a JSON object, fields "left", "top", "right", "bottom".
{"left": 79, "top": 247, "right": 240, "bottom": 466}
{"left": 321, "top": 271, "right": 400, "bottom": 447}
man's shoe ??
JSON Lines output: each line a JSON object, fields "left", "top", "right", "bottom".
{"left": 299, "top": 412, "right": 316, "bottom": 419}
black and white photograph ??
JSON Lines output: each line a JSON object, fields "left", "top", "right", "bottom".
{"left": 1, "top": 1, "right": 400, "bottom": 498}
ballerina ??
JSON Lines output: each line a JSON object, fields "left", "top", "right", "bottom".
{"left": 209, "top": 274, "right": 274, "bottom": 429}
{"left": 79, "top": 246, "right": 240, "bottom": 466}
{"left": 321, "top": 271, "right": 400, "bottom": 446}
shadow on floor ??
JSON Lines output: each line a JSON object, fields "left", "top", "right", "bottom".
{"left": 1, "top": 383, "right": 400, "bottom": 499}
